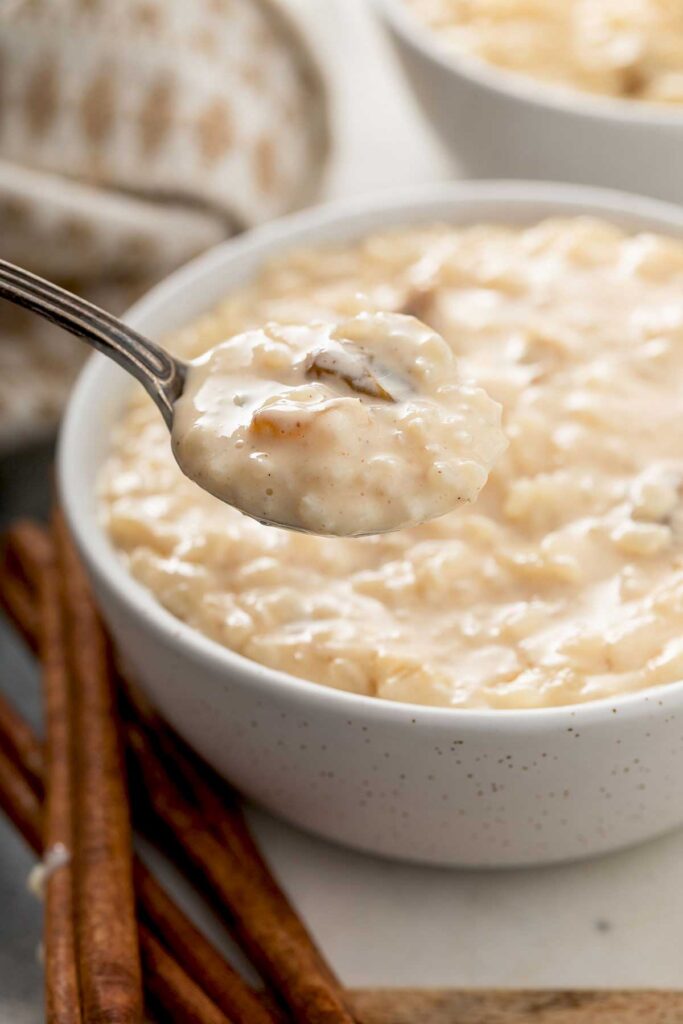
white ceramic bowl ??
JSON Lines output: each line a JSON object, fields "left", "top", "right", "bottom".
{"left": 376, "top": 0, "right": 683, "bottom": 206}
{"left": 59, "top": 181, "right": 683, "bottom": 868}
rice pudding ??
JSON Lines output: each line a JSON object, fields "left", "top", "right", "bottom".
{"left": 405, "top": 0, "right": 683, "bottom": 105}
{"left": 101, "top": 217, "right": 683, "bottom": 708}
{"left": 171, "top": 312, "right": 506, "bottom": 536}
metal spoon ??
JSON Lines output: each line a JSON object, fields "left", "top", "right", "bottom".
{"left": 0, "top": 260, "right": 401, "bottom": 536}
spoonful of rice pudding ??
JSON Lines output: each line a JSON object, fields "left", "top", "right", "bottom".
{"left": 0, "top": 260, "right": 506, "bottom": 536}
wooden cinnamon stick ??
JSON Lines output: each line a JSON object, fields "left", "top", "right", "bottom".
{"left": 0, "top": 722, "right": 240, "bottom": 1024}
{"left": 127, "top": 717, "right": 354, "bottom": 1024}
{"left": 140, "top": 924, "right": 236, "bottom": 1024}
{"left": 0, "top": 679, "right": 270, "bottom": 1024}
{"left": 1, "top": 520, "right": 83, "bottom": 1024}
{"left": 0, "top": 520, "right": 54, "bottom": 649}
{"left": 134, "top": 860, "right": 276, "bottom": 1024}
{"left": 0, "top": 526, "right": 277, "bottom": 1024}
{"left": 53, "top": 511, "right": 143, "bottom": 1024}
{"left": 0, "top": 521, "right": 50, "bottom": 652}
{"left": 0, "top": 743, "right": 42, "bottom": 852}
{"left": 125, "top": 683, "right": 342, "bottom": 992}
{"left": 38, "top": 533, "right": 82, "bottom": 1024}
{"left": 0, "top": 687, "right": 43, "bottom": 796}
{"left": 0, "top": 522, "right": 47, "bottom": 653}
{"left": 3, "top": 520, "right": 353, "bottom": 1023}
{"left": 1, "top": 520, "right": 53, "bottom": 587}
{"left": 0, "top": 567, "right": 39, "bottom": 650}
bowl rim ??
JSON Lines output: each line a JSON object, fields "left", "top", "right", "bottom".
{"left": 59, "top": 179, "right": 683, "bottom": 729}
{"left": 375, "top": 0, "right": 683, "bottom": 128}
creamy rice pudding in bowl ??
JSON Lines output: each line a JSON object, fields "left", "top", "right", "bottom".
{"left": 170, "top": 312, "right": 506, "bottom": 536}
{"left": 376, "top": 0, "right": 683, "bottom": 205}
{"left": 60, "top": 182, "right": 683, "bottom": 866}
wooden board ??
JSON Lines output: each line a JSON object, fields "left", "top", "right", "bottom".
{"left": 348, "top": 989, "right": 683, "bottom": 1023}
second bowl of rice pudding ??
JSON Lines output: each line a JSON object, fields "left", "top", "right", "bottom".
{"left": 60, "top": 182, "right": 683, "bottom": 865}
{"left": 377, "top": 0, "right": 683, "bottom": 206}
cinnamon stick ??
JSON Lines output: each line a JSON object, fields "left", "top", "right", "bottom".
{"left": 0, "top": 738, "right": 81, "bottom": 1024}
{"left": 127, "top": 718, "right": 354, "bottom": 1024}
{"left": 3, "top": 521, "right": 353, "bottom": 1023}
{"left": 1, "top": 520, "right": 54, "bottom": 586}
{"left": 134, "top": 860, "right": 276, "bottom": 1024}
{"left": 0, "top": 689, "right": 43, "bottom": 796}
{"left": 140, "top": 924, "right": 235, "bottom": 1024}
{"left": 0, "top": 676, "right": 273, "bottom": 1024}
{"left": 125, "top": 683, "right": 342, "bottom": 992}
{"left": 0, "top": 537, "right": 280, "bottom": 1024}
{"left": 0, "top": 567, "right": 39, "bottom": 650}
{"left": 53, "top": 510, "right": 143, "bottom": 1024}
{"left": 0, "top": 719, "right": 240, "bottom": 1024}
{"left": 0, "top": 743, "right": 42, "bottom": 853}
{"left": 0, "top": 520, "right": 46, "bottom": 647}
{"left": 1, "top": 521, "right": 83, "bottom": 1024}
{"left": 38, "top": 535, "right": 82, "bottom": 1024}
{"left": 0, "top": 520, "right": 54, "bottom": 649}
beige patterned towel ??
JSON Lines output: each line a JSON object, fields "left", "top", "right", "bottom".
{"left": 0, "top": 0, "right": 329, "bottom": 449}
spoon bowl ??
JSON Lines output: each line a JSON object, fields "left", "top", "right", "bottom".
{"left": 0, "top": 262, "right": 505, "bottom": 537}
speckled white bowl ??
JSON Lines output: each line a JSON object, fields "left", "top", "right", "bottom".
{"left": 375, "top": 0, "right": 683, "bottom": 207}
{"left": 59, "top": 181, "right": 683, "bottom": 867}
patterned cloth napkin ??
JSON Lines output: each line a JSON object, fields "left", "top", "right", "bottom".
{"left": 0, "top": 0, "right": 329, "bottom": 449}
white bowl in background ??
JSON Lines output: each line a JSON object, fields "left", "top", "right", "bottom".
{"left": 375, "top": 0, "right": 683, "bottom": 206}
{"left": 59, "top": 181, "right": 683, "bottom": 867}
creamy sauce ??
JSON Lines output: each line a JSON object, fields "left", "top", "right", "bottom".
{"left": 171, "top": 313, "right": 506, "bottom": 536}
{"left": 406, "top": 0, "right": 683, "bottom": 104}
{"left": 101, "top": 218, "right": 683, "bottom": 709}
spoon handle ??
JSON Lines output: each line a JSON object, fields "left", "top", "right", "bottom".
{"left": 0, "top": 260, "right": 185, "bottom": 428}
